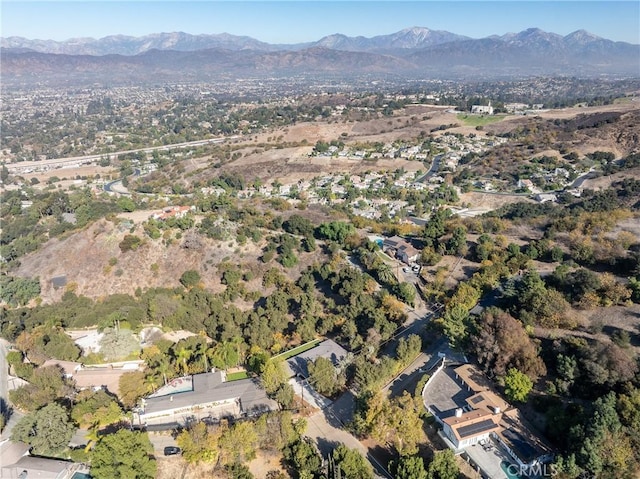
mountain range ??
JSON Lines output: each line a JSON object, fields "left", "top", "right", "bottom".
{"left": 2, "top": 27, "right": 638, "bottom": 84}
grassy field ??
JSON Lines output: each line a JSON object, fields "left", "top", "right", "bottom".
{"left": 457, "top": 113, "right": 506, "bottom": 127}
{"left": 613, "top": 96, "right": 634, "bottom": 104}
{"left": 274, "top": 338, "right": 322, "bottom": 360}
{"left": 226, "top": 371, "right": 249, "bottom": 381}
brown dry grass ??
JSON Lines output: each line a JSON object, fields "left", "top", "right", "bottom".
{"left": 13, "top": 215, "right": 324, "bottom": 304}
{"left": 156, "top": 451, "right": 288, "bottom": 479}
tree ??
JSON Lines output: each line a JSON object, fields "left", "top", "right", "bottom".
{"left": 219, "top": 421, "right": 258, "bottom": 465}
{"left": 177, "top": 422, "right": 219, "bottom": 464}
{"left": 72, "top": 389, "right": 123, "bottom": 428}
{"left": 332, "top": 445, "right": 374, "bottom": 479}
{"left": 283, "top": 214, "right": 315, "bottom": 238}
{"left": 180, "top": 269, "right": 201, "bottom": 289}
{"left": 211, "top": 340, "right": 242, "bottom": 370}
{"left": 395, "top": 455, "right": 427, "bottom": 479}
{"left": 99, "top": 328, "right": 140, "bottom": 361}
{"left": 396, "top": 335, "right": 422, "bottom": 365}
{"left": 12, "top": 403, "right": 75, "bottom": 456}
{"left": 376, "top": 262, "right": 397, "bottom": 285}
{"left": 385, "top": 392, "right": 425, "bottom": 456}
{"left": 91, "top": 429, "right": 156, "bottom": 479}
{"left": 117, "top": 197, "right": 136, "bottom": 212}
{"left": 16, "top": 325, "right": 81, "bottom": 363}
{"left": 426, "top": 450, "right": 458, "bottom": 479}
{"left": 224, "top": 462, "right": 255, "bottom": 479}
{"left": 580, "top": 341, "right": 637, "bottom": 388}
{"left": 574, "top": 392, "right": 632, "bottom": 477}
{"left": 9, "top": 366, "right": 74, "bottom": 411}
{"left": 118, "top": 371, "right": 150, "bottom": 408}
{"left": 438, "top": 303, "right": 470, "bottom": 348}
{"left": 308, "top": 357, "right": 343, "bottom": 397}
{"left": 119, "top": 234, "right": 142, "bottom": 253}
{"left": 275, "top": 383, "right": 295, "bottom": 409}
{"left": 423, "top": 208, "right": 448, "bottom": 247}
{"left": 473, "top": 308, "right": 546, "bottom": 381}
{"left": 395, "top": 282, "right": 416, "bottom": 306}
{"left": 503, "top": 368, "right": 533, "bottom": 403}
{"left": 0, "top": 275, "right": 41, "bottom": 306}
{"left": 316, "top": 221, "right": 356, "bottom": 245}
{"left": 261, "top": 358, "right": 288, "bottom": 396}
{"left": 284, "top": 438, "right": 322, "bottom": 476}
{"left": 1, "top": 164, "right": 9, "bottom": 182}
{"left": 447, "top": 226, "right": 468, "bottom": 256}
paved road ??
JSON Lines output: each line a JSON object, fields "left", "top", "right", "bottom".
{"left": 416, "top": 153, "right": 443, "bottom": 183}
{"left": 0, "top": 339, "right": 24, "bottom": 441}
{"left": 0, "top": 340, "right": 8, "bottom": 419}
{"left": 384, "top": 336, "right": 453, "bottom": 398}
{"left": 6, "top": 136, "right": 238, "bottom": 173}
{"left": 148, "top": 430, "right": 179, "bottom": 456}
{"left": 305, "top": 406, "right": 392, "bottom": 479}
{"left": 104, "top": 167, "right": 142, "bottom": 195}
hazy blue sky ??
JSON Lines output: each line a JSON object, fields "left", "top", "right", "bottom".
{"left": 2, "top": 1, "right": 639, "bottom": 44}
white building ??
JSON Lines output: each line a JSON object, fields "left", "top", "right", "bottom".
{"left": 471, "top": 103, "right": 494, "bottom": 115}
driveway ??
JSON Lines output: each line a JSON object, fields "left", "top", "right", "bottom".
{"left": 305, "top": 407, "right": 392, "bottom": 479}
{"left": 0, "top": 340, "right": 24, "bottom": 441}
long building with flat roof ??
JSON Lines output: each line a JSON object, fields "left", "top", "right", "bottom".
{"left": 134, "top": 370, "right": 277, "bottom": 427}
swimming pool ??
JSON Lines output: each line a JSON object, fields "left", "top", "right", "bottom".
{"left": 500, "top": 461, "right": 523, "bottom": 479}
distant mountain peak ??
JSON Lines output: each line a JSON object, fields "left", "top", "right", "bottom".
{"left": 400, "top": 26, "right": 432, "bottom": 34}
{"left": 564, "top": 29, "right": 603, "bottom": 43}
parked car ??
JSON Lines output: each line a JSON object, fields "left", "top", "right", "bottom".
{"left": 163, "top": 446, "right": 181, "bottom": 456}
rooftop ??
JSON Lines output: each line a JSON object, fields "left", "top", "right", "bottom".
{"left": 41, "top": 359, "right": 141, "bottom": 396}
{"left": 425, "top": 362, "right": 554, "bottom": 466}
{"left": 285, "top": 339, "right": 348, "bottom": 379}
{"left": 444, "top": 410, "right": 501, "bottom": 441}
{"left": 141, "top": 371, "right": 276, "bottom": 416}
{"left": 423, "top": 366, "right": 474, "bottom": 418}
{"left": 498, "top": 409, "right": 554, "bottom": 463}
{"left": 1, "top": 456, "right": 76, "bottom": 479}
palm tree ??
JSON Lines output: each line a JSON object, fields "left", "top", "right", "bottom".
{"left": 145, "top": 372, "right": 161, "bottom": 393}
{"left": 84, "top": 423, "right": 101, "bottom": 453}
{"left": 156, "top": 357, "right": 171, "bottom": 386}
{"left": 175, "top": 346, "right": 192, "bottom": 376}
{"left": 377, "top": 262, "right": 397, "bottom": 285}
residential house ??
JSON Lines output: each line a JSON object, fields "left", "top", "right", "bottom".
{"left": 42, "top": 359, "right": 143, "bottom": 396}
{"left": 471, "top": 103, "right": 494, "bottom": 115}
{"left": 517, "top": 179, "right": 535, "bottom": 190}
{"left": 442, "top": 408, "right": 502, "bottom": 449}
{"left": 423, "top": 362, "right": 554, "bottom": 473}
{"left": 383, "top": 235, "right": 420, "bottom": 264}
{"left": 285, "top": 339, "right": 348, "bottom": 379}
{"left": 283, "top": 339, "right": 349, "bottom": 410}
{"left": 133, "top": 370, "right": 277, "bottom": 427}
{"left": 0, "top": 442, "right": 88, "bottom": 479}
{"left": 535, "top": 193, "right": 558, "bottom": 203}
{"left": 150, "top": 205, "right": 194, "bottom": 221}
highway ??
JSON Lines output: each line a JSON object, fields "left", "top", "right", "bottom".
{"left": 5, "top": 135, "right": 238, "bottom": 173}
